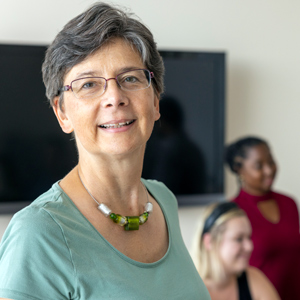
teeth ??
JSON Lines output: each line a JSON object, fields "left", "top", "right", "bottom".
{"left": 100, "top": 120, "right": 133, "bottom": 129}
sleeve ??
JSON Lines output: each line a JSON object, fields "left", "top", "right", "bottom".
{"left": 0, "top": 206, "right": 76, "bottom": 300}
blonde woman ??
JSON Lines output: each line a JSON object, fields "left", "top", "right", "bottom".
{"left": 191, "top": 202, "right": 280, "bottom": 300}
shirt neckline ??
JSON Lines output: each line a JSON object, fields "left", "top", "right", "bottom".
{"left": 53, "top": 179, "right": 171, "bottom": 268}
{"left": 238, "top": 189, "right": 281, "bottom": 224}
{"left": 239, "top": 189, "right": 274, "bottom": 204}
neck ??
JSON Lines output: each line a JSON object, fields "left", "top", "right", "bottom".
{"left": 241, "top": 185, "right": 271, "bottom": 196}
{"left": 205, "top": 273, "right": 236, "bottom": 291}
{"left": 77, "top": 150, "right": 146, "bottom": 214}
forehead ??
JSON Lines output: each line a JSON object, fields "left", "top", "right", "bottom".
{"left": 223, "top": 216, "right": 252, "bottom": 237}
{"left": 65, "top": 38, "right": 144, "bottom": 80}
{"left": 245, "top": 144, "right": 271, "bottom": 161}
{"left": 89, "top": 38, "right": 143, "bottom": 64}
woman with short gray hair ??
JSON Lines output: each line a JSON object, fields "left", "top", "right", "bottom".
{"left": 0, "top": 2, "right": 210, "bottom": 299}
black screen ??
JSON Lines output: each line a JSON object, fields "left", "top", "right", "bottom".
{"left": 143, "top": 51, "right": 225, "bottom": 198}
{"left": 0, "top": 44, "right": 78, "bottom": 203}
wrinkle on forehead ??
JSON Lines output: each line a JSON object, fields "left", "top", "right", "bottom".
{"left": 63, "top": 37, "right": 145, "bottom": 82}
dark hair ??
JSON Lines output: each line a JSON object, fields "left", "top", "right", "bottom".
{"left": 225, "top": 136, "right": 268, "bottom": 174}
{"left": 202, "top": 202, "right": 238, "bottom": 237}
{"left": 42, "top": 2, "right": 164, "bottom": 107}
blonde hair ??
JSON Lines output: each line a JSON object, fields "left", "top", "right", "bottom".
{"left": 190, "top": 202, "right": 246, "bottom": 283}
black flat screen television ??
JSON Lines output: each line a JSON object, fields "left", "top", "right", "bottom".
{"left": 0, "top": 44, "right": 225, "bottom": 213}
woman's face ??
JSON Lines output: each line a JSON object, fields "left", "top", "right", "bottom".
{"left": 219, "top": 216, "right": 253, "bottom": 276}
{"left": 239, "top": 144, "right": 277, "bottom": 195}
{"left": 53, "top": 38, "right": 160, "bottom": 158}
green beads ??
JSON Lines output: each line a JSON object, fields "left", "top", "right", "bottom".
{"left": 109, "top": 213, "right": 117, "bottom": 221}
{"left": 139, "top": 212, "right": 149, "bottom": 225}
{"left": 125, "top": 216, "right": 140, "bottom": 231}
{"left": 107, "top": 202, "right": 152, "bottom": 230}
{"left": 110, "top": 213, "right": 127, "bottom": 226}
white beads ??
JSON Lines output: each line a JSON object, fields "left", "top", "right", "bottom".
{"left": 98, "top": 203, "right": 112, "bottom": 217}
{"left": 145, "top": 202, "right": 153, "bottom": 214}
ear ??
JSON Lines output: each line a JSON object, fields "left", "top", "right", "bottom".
{"left": 52, "top": 96, "right": 74, "bottom": 134}
{"left": 154, "top": 94, "right": 160, "bottom": 121}
{"left": 203, "top": 233, "right": 213, "bottom": 251}
{"left": 234, "top": 157, "right": 243, "bottom": 174}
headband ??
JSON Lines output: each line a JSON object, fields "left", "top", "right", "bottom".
{"left": 202, "top": 202, "right": 238, "bottom": 237}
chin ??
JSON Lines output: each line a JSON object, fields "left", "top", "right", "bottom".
{"left": 225, "top": 261, "right": 248, "bottom": 275}
{"left": 263, "top": 179, "right": 274, "bottom": 191}
{"left": 255, "top": 185, "right": 271, "bottom": 194}
{"left": 234, "top": 259, "right": 249, "bottom": 272}
{"left": 262, "top": 186, "right": 272, "bottom": 193}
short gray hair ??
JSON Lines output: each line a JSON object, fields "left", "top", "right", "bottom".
{"left": 42, "top": 2, "right": 164, "bottom": 106}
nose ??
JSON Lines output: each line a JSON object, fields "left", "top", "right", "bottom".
{"left": 264, "top": 163, "right": 276, "bottom": 177}
{"left": 101, "top": 78, "right": 129, "bottom": 108}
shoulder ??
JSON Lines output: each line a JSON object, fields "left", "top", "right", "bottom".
{"left": 271, "top": 190, "right": 297, "bottom": 204}
{"left": 247, "top": 266, "right": 281, "bottom": 300}
{"left": 31, "top": 181, "right": 66, "bottom": 207}
{"left": 142, "top": 178, "right": 178, "bottom": 207}
{"left": 1, "top": 205, "right": 64, "bottom": 253}
{"left": 231, "top": 191, "right": 244, "bottom": 205}
{"left": 142, "top": 178, "right": 172, "bottom": 193}
{"left": 0, "top": 184, "right": 76, "bottom": 296}
{"left": 142, "top": 178, "right": 181, "bottom": 229}
{"left": 232, "top": 196, "right": 247, "bottom": 212}
{"left": 272, "top": 190, "right": 299, "bottom": 217}
{"left": 1, "top": 182, "right": 70, "bottom": 249}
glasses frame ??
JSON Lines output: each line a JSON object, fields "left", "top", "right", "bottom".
{"left": 58, "top": 68, "right": 154, "bottom": 99}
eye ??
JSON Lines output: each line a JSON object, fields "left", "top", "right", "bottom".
{"left": 82, "top": 81, "right": 97, "bottom": 89}
{"left": 235, "top": 237, "right": 243, "bottom": 243}
{"left": 123, "top": 76, "right": 138, "bottom": 83}
{"left": 254, "top": 162, "right": 262, "bottom": 170}
{"left": 74, "top": 78, "right": 104, "bottom": 93}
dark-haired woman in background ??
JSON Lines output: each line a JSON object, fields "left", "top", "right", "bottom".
{"left": 225, "top": 136, "right": 300, "bottom": 299}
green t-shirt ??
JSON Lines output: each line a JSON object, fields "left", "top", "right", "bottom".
{"left": 0, "top": 179, "right": 211, "bottom": 300}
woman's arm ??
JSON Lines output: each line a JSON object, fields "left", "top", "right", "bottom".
{"left": 247, "top": 266, "right": 281, "bottom": 300}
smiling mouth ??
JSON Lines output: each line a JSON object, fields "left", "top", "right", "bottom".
{"left": 99, "top": 120, "right": 135, "bottom": 129}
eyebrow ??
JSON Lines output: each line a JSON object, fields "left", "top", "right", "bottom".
{"left": 74, "top": 71, "right": 99, "bottom": 79}
{"left": 118, "top": 66, "right": 145, "bottom": 74}
{"left": 74, "top": 66, "right": 145, "bottom": 80}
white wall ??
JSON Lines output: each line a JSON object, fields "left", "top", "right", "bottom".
{"left": 0, "top": 216, "right": 11, "bottom": 240}
{"left": 1, "top": 0, "right": 300, "bottom": 242}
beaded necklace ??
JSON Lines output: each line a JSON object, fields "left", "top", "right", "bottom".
{"left": 78, "top": 170, "right": 153, "bottom": 231}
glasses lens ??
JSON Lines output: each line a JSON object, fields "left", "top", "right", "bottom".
{"left": 71, "top": 77, "right": 106, "bottom": 99}
{"left": 117, "top": 69, "right": 151, "bottom": 91}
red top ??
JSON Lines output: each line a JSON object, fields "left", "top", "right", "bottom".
{"left": 233, "top": 189, "right": 300, "bottom": 299}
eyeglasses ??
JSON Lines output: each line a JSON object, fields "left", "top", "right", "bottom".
{"left": 58, "top": 69, "right": 154, "bottom": 100}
